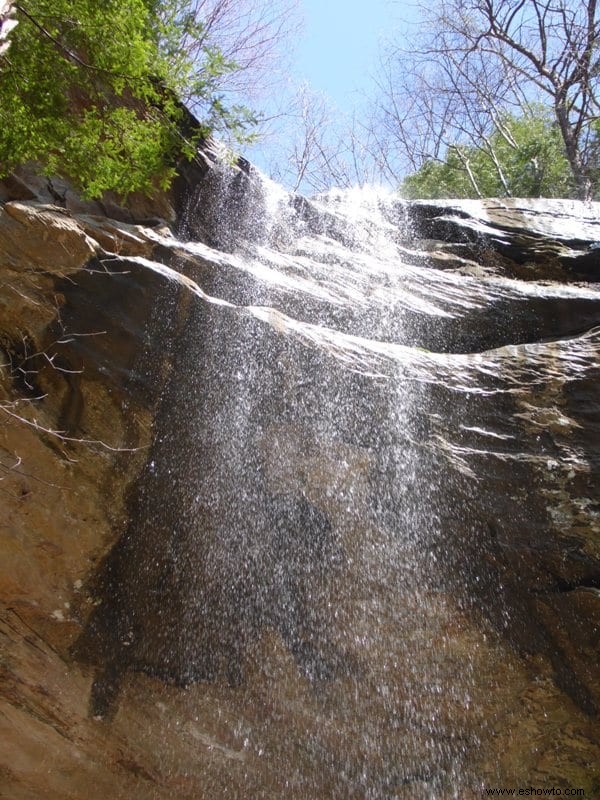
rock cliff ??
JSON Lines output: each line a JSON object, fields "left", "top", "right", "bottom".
{"left": 0, "top": 165, "right": 598, "bottom": 799}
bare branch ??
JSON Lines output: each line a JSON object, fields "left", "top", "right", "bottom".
{"left": 0, "top": 400, "right": 143, "bottom": 453}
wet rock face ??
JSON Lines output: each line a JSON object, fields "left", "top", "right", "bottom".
{"left": 1, "top": 171, "right": 600, "bottom": 799}
{"left": 408, "top": 197, "right": 600, "bottom": 281}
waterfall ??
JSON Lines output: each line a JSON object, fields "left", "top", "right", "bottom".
{"left": 74, "top": 161, "right": 600, "bottom": 798}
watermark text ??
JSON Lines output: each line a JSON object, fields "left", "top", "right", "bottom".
{"left": 485, "top": 789, "right": 585, "bottom": 797}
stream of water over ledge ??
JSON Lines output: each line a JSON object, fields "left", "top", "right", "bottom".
{"left": 63, "top": 163, "right": 600, "bottom": 799}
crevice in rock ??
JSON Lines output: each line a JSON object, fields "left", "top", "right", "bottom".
{"left": 551, "top": 576, "right": 600, "bottom": 593}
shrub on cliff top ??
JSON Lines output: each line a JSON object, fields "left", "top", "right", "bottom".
{"left": 0, "top": 0, "right": 262, "bottom": 197}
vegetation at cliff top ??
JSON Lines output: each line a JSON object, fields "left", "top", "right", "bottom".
{"left": 261, "top": 0, "right": 599, "bottom": 200}
{"left": 1, "top": 0, "right": 598, "bottom": 201}
{"left": 401, "top": 107, "right": 577, "bottom": 200}
{"left": 0, "top": 0, "right": 290, "bottom": 198}
{"left": 388, "top": 0, "right": 600, "bottom": 201}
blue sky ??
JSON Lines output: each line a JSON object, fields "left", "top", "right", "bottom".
{"left": 293, "top": 0, "right": 415, "bottom": 109}
{"left": 295, "top": 0, "right": 393, "bottom": 105}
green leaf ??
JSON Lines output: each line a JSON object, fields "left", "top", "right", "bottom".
{"left": 0, "top": 0, "right": 259, "bottom": 198}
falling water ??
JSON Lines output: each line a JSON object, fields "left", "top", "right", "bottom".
{"left": 75, "top": 160, "right": 600, "bottom": 798}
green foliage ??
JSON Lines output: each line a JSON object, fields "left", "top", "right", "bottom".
{"left": 402, "top": 109, "right": 576, "bottom": 200}
{"left": 0, "top": 0, "right": 257, "bottom": 197}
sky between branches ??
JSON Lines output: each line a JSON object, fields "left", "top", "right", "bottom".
{"left": 248, "top": 0, "right": 418, "bottom": 183}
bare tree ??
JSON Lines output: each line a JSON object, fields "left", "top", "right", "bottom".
{"left": 371, "top": 0, "right": 600, "bottom": 198}
{"left": 159, "top": 0, "right": 300, "bottom": 109}
{"left": 257, "top": 82, "right": 386, "bottom": 194}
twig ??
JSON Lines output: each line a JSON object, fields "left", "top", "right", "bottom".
{"left": 0, "top": 402, "right": 144, "bottom": 453}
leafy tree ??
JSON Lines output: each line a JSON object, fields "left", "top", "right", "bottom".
{"left": 402, "top": 108, "right": 576, "bottom": 199}
{"left": 0, "top": 0, "right": 283, "bottom": 197}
